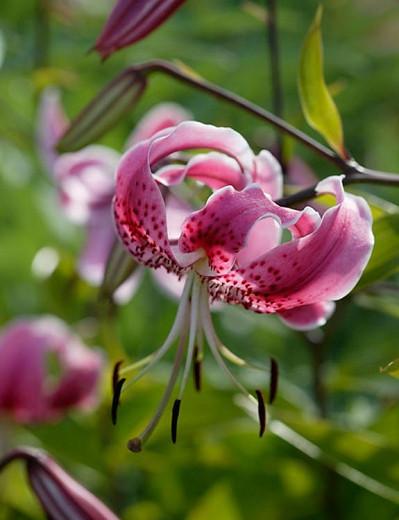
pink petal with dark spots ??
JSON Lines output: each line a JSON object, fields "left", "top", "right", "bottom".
{"left": 114, "top": 140, "right": 183, "bottom": 273}
{"left": 179, "top": 184, "right": 319, "bottom": 275}
{"left": 207, "top": 176, "right": 373, "bottom": 321}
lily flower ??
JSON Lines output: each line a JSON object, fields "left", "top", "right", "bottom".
{"left": 0, "top": 317, "right": 102, "bottom": 423}
{"left": 0, "top": 447, "right": 119, "bottom": 520}
{"left": 38, "top": 88, "right": 190, "bottom": 294}
{"left": 94, "top": 0, "right": 187, "bottom": 59}
{"left": 112, "top": 121, "right": 374, "bottom": 449}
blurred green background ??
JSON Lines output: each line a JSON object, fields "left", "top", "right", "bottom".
{"left": 0, "top": 0, "right": 398, "bottom": 518}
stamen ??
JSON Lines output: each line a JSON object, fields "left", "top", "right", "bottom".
{"left": 111, "top": 379, "right": 126, "bottom": 425}
{"left": 193, "top": 345, "right": 202, "bottom": 392}
{"left": 127, "top": 316, "right": 189, "bottom": 452}
{"left": 112, "top": 360, "right": 123, "bottom": 391}
{"left": 111, "top": 361, "right": 126, "bottom": 425}
{"left": 122, "top": 273, "right": 193, "bottom": 391}
{"left": 171, "top": 399, "right": 181, "bottom": 444}
{"left": 269, "top": 357, "right": 279, "bottom": 404}
{"left": 178, "top": 276, "right": 201, "bottom": 400}
{"left": 255, "top": 389, "right": 266, "bottom": 437}
{"left": 199, "top": 285, "right": 257, "bottom": 407}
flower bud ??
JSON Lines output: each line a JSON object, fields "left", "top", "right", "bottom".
{"left": 95, "top": 0, "right": 187, "bottom": 59}
{"left": 0, "top": 447, "right": 119, "bottom": 520}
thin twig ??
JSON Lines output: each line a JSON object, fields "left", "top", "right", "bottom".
{"left": 128, "top": 60, "right": 344, "bottom": 168}
{"left": 125, "top": 61, "right": 399, "bottom": 193}
{"left": 277, "top": 170, "right": 399, "bottom": 207}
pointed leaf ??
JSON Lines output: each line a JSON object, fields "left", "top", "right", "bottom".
{"left": 298, "top": 6, "right": 345, "bottom": 157}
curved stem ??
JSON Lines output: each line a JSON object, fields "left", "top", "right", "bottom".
{"left": 125, "top": 61, "right": 399, "bottom": 191}
{"left": 128, "top": 60, "right": 342, "bottom": 167}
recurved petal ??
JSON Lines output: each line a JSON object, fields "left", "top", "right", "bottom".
{"left": 156, "top": 152, "right": 247, "bottom": 190}
{"left": 95, "top": 0, "right": 187, "bottom": 59}
{"left": 149, "top": 122, "right": 255, "bottom": 173}
{"left": 126, "top": 102, "right": 191, "bottom": 148}
{"left": 208, "top": 176, "right": 373, "bottom": 318}
{"left": 278, "top": 301, "right": 336, "bottom": 330}
{"left": 253, "top": 150, "right": 283, "bottom": 199}
{"left": 179, "top": 184, "right": 319, "bottom": 275}
{"left": 114, "top": 141, "right": 183, "bottom": 274}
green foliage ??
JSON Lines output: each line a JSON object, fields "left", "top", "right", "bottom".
{"left": 357, "top": 213, "right": 399, "bottom": 289}
{"left": 0, "top": 0, "right": 399, "bottom": 519}
{"left": 298, "top": 6, "right": 345, "bottom": 157}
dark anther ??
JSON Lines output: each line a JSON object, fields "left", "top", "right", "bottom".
{"left": 111, "top": 360, "right": 125, "bottom": 425}
{"left": 111, "top": 379, "right": 126, "bottom": 425}
{"left": 127, "top": 438, "right": 142, "bottom": 453}
{"left": 171, "top": 399, "right": 181, "bottom": 444}
{"left": 269, "top": 357, "right": 279, "bottom": 404}
{"left": 112, "top": 360, "right": 123, "bottom": 392}
{"left": 193, "top": 346, "right": 202, "bottom": 392}
{"left": 255, "top": 389, "right": 266, "bottom": 438}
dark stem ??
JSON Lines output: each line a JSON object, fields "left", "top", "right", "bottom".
{"left": 277, "top": 169, "right": 399, "bottom": 207}
{"left": 266, "top": 0, "right": 285, "bottom": 170}
{"left": 129, "top": 60, "right": 344, "bottom": 168}
{"left": 127, "top": 61, "right": 399, "bottom": 192}
{"left": 34, "top": 0, "right": 50, "bottom": 69}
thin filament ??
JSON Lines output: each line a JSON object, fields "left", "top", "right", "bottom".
{"left": 122, "top": 273, "right": 193, "bottom": 390}
{"left": 178, "top": 276, "right": 201, "bottom": 399}
{"left": 199, "top": 285, "right": 257, "bottom": 406}
{"left": 128, "top": 314, "right": 189, "bottom": 450}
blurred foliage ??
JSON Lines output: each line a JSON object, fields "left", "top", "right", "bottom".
{"left": 0, "top": 0, "right": 398, "bottom": 519}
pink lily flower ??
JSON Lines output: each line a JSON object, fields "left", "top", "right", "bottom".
{"left": 0, "top": 317, "right": 102, "bottom": 423}
{"left": 38, "top": 88, "right": 191, "bottom": 294}
{"left": 112, "top": 122, "right": 373, "bottom": 449}
{"left": 94, "top": 0, "right": 187, "bottom": 59}
{"left": 0, "top": 447, "right": 119, "bottom": 519}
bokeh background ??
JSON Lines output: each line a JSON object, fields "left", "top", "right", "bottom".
{"left": 1, "top": 0, "right": 398, "bottom": 518}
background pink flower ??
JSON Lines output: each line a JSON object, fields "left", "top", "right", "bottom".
{"left": 0, "top": 316, "right": 102, "bottom": 423}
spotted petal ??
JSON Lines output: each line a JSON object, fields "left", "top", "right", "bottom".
{"left": 208, "top": 176, "right": 373, "bottom": 321}
{"left": 179, "top": 184, "right": 319, "bottom": 275}
{"left": 114, "top": 141, "right": 183, "bottom": 274}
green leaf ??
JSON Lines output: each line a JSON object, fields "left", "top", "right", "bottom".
{"left": 356, "top": 213, "right": 399, "bottom": 289}
{"left": 380, "top": 359, "right": 399, "bottom": 379}
{"left": 298, "top": 6, "right": 345, "bottom": 157}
